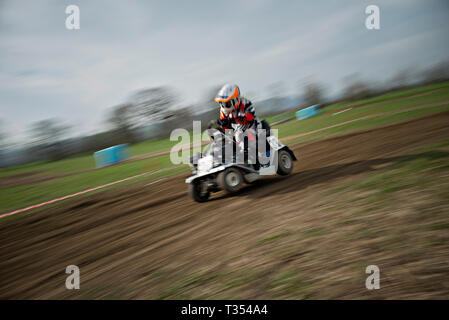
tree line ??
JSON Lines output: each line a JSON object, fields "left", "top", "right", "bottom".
{"left": 1, "top": 60, "right": 449, "bottom": 167}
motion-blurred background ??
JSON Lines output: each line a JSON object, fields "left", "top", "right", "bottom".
{"left": 1, "top": 0, "right": 449, "bottom": 300}
{"left": 1, "top": 0, "right": 448, "bottom": 166}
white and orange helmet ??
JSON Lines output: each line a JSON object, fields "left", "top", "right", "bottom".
{"left": 214, "top": 84, "right": 240, "bottom": 114}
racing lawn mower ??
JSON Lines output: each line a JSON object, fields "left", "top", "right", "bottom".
{"left": 186, "top": 120, "right": 296, "bottom": 202}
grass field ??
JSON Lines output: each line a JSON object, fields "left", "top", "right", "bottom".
{"left": 263, "top": 81, "right": 449, "bottom": 124}
{"left": 322, "top": 81, "right": 449, "bottom": 113}
{"left": 0, "top": 135, "right": 180, "bottom": 179}
{"left": 1, "top": 81, "right": 449, "bottom": 215}
{"left": 275, "top": 82, "right": 449, "bottom": 142}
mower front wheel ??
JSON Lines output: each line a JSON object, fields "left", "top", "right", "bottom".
{"left": 189, "top": 180, "right": 210, "bottom": 202}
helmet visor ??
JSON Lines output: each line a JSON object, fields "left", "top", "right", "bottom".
{"left": 219, "top": 100, "right": 233, "bottom": 110}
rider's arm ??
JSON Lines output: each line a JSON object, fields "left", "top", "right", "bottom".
{"left": 235, "top": 100, "right": 256, "bottom": 126}
{"left": 218, "top": 111, "right": 234, "bottom": 129}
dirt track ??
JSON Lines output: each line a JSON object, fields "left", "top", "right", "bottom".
{"left": 1, "top": 111, "right": 449, "bottom": 299}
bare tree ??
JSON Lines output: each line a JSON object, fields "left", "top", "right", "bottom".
{"left": 108, "top": 103, "right": 136, "bottom": 144}
{"left": 341, "top": 74, "right": 373, "bottom": 101}
{"left": 28, "top": 119, "right": 70, "bottom": 160}
{"left": 0, "top": 120, "right": 5, "bottom": 147}
{"left": 163, "top": 107, "right": 194, "bottom": 132}
{"left": 29, "top": 119, "right": 69, "bottom": 144}
{"left": 302, "top": 81, "right": 325, "bottom": 106}
{"left": 0, "top": 119, "right": 6, "bottom": 167}
{"left": 391, "top": 67, "right": 417, "bottom": 89}
{"left": 422, "top": 60, "right": 449, "bottom": 84}
{"left": 130, "top": 86, "right": 177, "bottom": 126}
{"left": 268, "top": 81, "right": 285, "bottom": 98}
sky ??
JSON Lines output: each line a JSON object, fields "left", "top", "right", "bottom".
{"left": 1, "top": 0, "right": 449, "bottom": 144}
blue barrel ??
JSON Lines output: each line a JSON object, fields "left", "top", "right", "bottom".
{"left": 296, "top": 104, "right": 321, "bottom": 120}
{"left": 94, "top": 144, "right": 129, "bottom": 168}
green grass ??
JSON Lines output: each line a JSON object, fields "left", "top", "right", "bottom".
{"left": 322, "top": 81, "right": 449, "bottom": 113}
{"left": 0, "top": 132, "right": 201, "bottom": 179}
{"left": 269, "top": 270, "right": 309, "bottom": 298}
{"left": 2, "top": 81, "right": 449, "bottom": 217}
{"left": 348, "top": 139, "right": 449, "bottom": 198}
{"left": 0, "top": 155, "right": 189, "bottom": 214}
{"left": 329, "top": 139, "right": 449, "bottom": 252}
{"left": 257, "top": 231, "right": 289, "bottom": 245}
{"left": 263, "top": 110, "right": 296, "bottom": 124}
{"left": 0, "top": 153, "right": 96, "bottom": 178}
{"left": 428, "top": 222, "right": 449, "bottom": 230}
{"left": 278, "top": 89, "right": 449, "bottom": 145}
{"left": 129, "top": 131, "right": 203, "bottom": 158}
{"left": 299, "top": 228, "right": 327, "bottom": 240}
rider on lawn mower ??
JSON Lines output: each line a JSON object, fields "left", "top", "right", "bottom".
{"left": 210, "top": 84, "right": 269, "bottom": 169}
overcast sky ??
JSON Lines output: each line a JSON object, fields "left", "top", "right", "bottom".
{"left": 1, "top": 0, "right": 449, "bottom": 143}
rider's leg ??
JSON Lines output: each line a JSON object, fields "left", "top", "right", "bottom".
{"left": 235, "top": 125, "right": 257, "bottom": 166}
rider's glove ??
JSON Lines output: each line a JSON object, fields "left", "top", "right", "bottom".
{"left": 218, "top": 117, "right": 231, "bottom": 128}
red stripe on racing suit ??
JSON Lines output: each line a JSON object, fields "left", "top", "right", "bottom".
{"left": 219, "top": 97, "right": 258, "bottom": 131}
